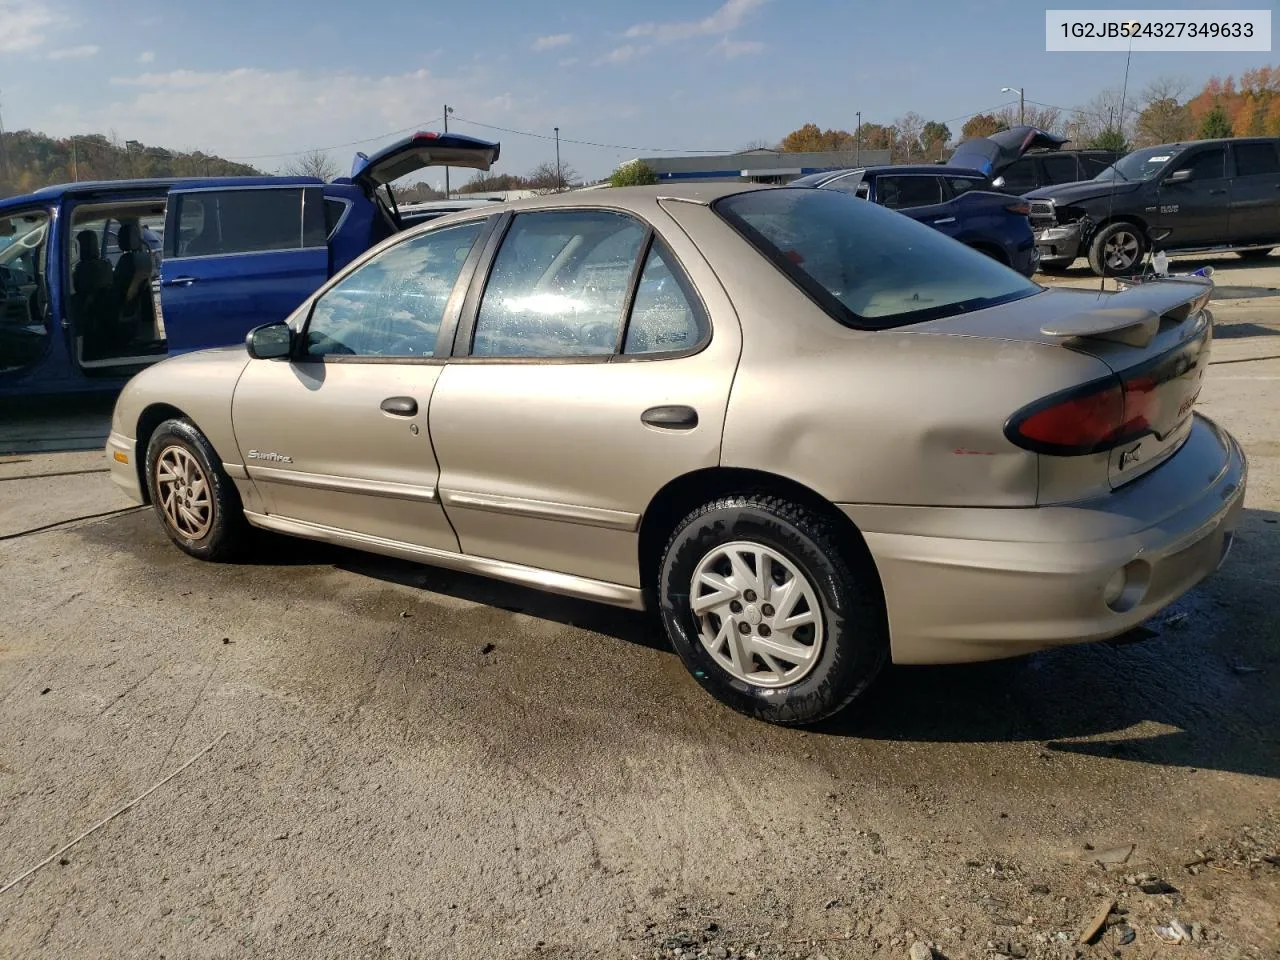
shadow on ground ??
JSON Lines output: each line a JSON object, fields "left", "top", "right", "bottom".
{"left": 241, "top": 504, "right": 1280, "bottom": 780}
{"left": 0, "top": 392, "right": 117, "bottom": 455}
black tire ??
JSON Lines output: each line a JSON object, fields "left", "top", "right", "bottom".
{"left": 1236, "top": 248, "right": 1274, "bottom": 260}
{"left": 145, "top": 418, "right": 249, "bottom": 562}
{"left": 1087, "top": 222, "right": 1147, "bottom": 277}
{"left": 658, "top": 494, "right": 888, "bottom": 725}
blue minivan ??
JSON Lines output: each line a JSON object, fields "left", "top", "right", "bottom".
{"left": 0, "top": 132, "right": 499, "bottom": 397}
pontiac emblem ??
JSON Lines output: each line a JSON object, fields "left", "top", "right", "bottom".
{"left": 1120, "top": 443, "right": 1143, "bottom": 470}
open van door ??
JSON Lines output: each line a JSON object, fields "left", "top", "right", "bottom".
{"left": 159, "top": 180, "right": 329, "bottom": 354}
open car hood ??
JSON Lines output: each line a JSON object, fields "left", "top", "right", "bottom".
{"left": 947, "top": 125, "right": 1069, "bottom": 177}
{"left": 350, "top": 132, "right": 500, "bottom": 190}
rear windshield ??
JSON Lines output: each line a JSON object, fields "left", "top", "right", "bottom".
{"left": 714, "top": 188, "right": 1040, "bottom": 329}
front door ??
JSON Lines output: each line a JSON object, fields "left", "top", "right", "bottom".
{"left": 429, "top": 207, "right": 740, "bottom": 588}
{"left": 231, "top": 219, "right": 490, "bottom": 551}
{"left": 1155, "top": 145, "right": 1232, "bottom": 248}
{"left": 160, "top": 185, "right": 330, "bottom": 354}
{"left": 1227, "top": 140, "right": 1280, "bottom": 245}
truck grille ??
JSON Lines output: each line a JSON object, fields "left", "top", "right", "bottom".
{"left": 1028, "top": 199, "right": 1056, "bottom": 232}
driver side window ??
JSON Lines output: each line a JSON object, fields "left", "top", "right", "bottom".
{"left": 302, "top": 220, "right": 484, "bottom": 359}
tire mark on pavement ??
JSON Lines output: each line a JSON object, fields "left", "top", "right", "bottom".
{"left": 97, "top": 665, "right": 160, "bottom": 717}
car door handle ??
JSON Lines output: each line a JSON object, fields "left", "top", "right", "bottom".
{"left": 641, "top": 405, "right": 698, "bottom": 430}
{"left": 161, "top": 276, "right": 199, "bottom": 287}
{"left": 932, "top": 216, "right": 957, "bottom": 224}
{"left": 380, "top": 396, "right": 418, "bottom": 416}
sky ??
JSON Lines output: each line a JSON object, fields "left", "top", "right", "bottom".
{"left": 0, "top": 0, "right": 1275, "bottom": 185}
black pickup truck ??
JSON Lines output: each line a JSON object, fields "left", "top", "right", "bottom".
{"left": 1025, "top": 137, "right": 1280, "bottom": 276}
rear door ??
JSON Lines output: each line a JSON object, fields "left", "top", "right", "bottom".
{"left": 874, "top": 175, "right": 958, "bottom": 238}
{"left": 159, "top": 184, "right": 329, "bottom": 353}
{"left": 1227, "top": 140, "right": 1280, "bottom": 245}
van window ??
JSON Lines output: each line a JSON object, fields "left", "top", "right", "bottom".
{"left": 1041, "top": 155, "right": 1079, "bottom": 184}
{"left": 169, "top": 188, "right": 307, "bottom": 258}
{"left": 999, "top": 158, "right": 1038, "bottom": 191}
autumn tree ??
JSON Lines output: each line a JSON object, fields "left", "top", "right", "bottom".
{"left": 920, "top": 121, "right": 950, "bottom": 159}
{"left": 778, "top": 123, "right": 854, "bottom": 152}
{"left": 1199, "top": 105, "right": 1234, "bottom": 139}
{"left": 960, "top": 113, "right": 1008, "bottom": 139}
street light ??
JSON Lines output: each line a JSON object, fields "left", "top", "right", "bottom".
{"left": 1001, "top": 87, "right": 1025, "bottom": 126}
{"left": 442, "top": 104, "right": 454, "bottom": 198}
{"left": 855, "top": 110, "right": 861, "bottom": 166}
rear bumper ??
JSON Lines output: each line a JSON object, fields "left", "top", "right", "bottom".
{"left": 106, "top": 431, "right": 146, "bottom": 504}
{"left": 1035, "top": 223, "right": 1083, "bottom": 266}
{"left": 840, "top": 414, "right": 1246, "bottom": 664}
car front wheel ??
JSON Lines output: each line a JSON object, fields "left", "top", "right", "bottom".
{"left": 658, "top": 495, "right": 888, "bottom": 725}
{"left": 1088, "top": 223, "right": 1146, "bottom": 276}
{"left": 145, "top": 419, "right": 249, "bottom": 562}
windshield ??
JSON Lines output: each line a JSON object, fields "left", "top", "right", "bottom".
{"left": 1094, "top": 146, "right": 1179, "bottom": 183}
{"left": 714, "top": 188, "right": 1039, "bottom": 329}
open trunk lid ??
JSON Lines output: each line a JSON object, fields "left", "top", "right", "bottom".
{"left": 350, "top": 132, "right": 500, "bottom": 191}
{"left": 947, "top": 125, "right": 1069, "bottom": 177}
{"left": 909, "top": 278, "right": 1214, "bottom": 492}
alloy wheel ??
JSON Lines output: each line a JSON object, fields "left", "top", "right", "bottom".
{"left": 155, "top": 445, "right": 213, "bottom": 540}
{"left": 1104, "top": 230, "right": 1140, "bottom": 271}
{"left": 689, "top": 540, "right": 825, "bottom": 688}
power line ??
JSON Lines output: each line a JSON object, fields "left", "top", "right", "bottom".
{"left": 223, "top": 117, "right": 444, "bottom": 161}
{"left": 449, "top": 115, "right": 732, "bottom": 153}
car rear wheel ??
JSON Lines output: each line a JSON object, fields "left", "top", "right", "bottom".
{"left": 1088, "top": 223, "right": 1146, "bottom": 276}
{"left": 658, "top": 495, "right": 888, "bottom": 725}
{"left": 1236, "top": 248, "right": 1273, "bottom": 260}
{"left": 145, "top": 419, "right": 249, "bottom": 562}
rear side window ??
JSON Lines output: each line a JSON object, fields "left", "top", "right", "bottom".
{"left": 947, "top": 177, "right": 984, "bottom": 197}
{"left": 715, "top": 188, "right": 1039, "bottom": 329}
{"left": 472, "top": 211, "right": 647, "bottom": 357}
{"left": 876, "top": 176, "right": 942, "bottom": 209}
{"left": 1234, "top": 142, "right": 1280, "bottom": 176}
{"left": 623, "top": 241, "right": 706, "bottom": 355}
{"left": 169, "top": 188, "right": 307, "bottom": 258}
{"left": 1041, "top": 155, "right": 1079, "bottom": 184}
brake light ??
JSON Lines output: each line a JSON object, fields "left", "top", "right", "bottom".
{"left": 1005, "top": 201, "right": 1031, "bottom": 216}
{"left": 1008, "top": 378, "right": 1123, "bottom": 454}
{"left": 414, "top": 131, "right": 440, "bottom": 140}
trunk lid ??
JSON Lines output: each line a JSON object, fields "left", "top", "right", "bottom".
{"left": 948, "top": 125, "right": 1069, "bottom": 177}
{"left": 350, "top": 132, "right": 500, "bottom": 191}
{"left": 908, "top": 279, "right": 1214, "bottom": 492}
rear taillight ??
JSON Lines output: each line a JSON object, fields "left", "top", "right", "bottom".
{"left": 1005, "top": 201, "right": 1031, "bottom": 216}
{"left": 1006, "top": 374, "right": 1156, "bottom": 455}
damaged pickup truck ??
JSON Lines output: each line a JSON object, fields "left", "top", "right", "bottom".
{"left": 1025, "top": 137, "right": 1280, "bottom": 276}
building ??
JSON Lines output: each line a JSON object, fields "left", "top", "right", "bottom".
{"left": 630, "top": 148, "right": 893, "bottom": 184}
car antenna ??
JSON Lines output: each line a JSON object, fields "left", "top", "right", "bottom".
{"left": 1102, "top": 30, "right": 1136, "bottom": 294}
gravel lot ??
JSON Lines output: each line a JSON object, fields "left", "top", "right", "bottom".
{"left": 1, "top": 296, "right": 1277, "bottom": 960}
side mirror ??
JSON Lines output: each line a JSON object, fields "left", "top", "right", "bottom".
{"left": 1166, "top": 168, "right": 1193, "bottom": 185}
{"left": 245, "top": 321, "right": 294, "bottom": 360}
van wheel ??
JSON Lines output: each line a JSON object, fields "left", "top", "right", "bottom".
{"left": 1088, "top": 223, "right": 1146, "bottom": 276}
{"left": 658, "top": 495, "right": 888, "bottom": 725}
{"left": 145, "top": 419, "right": 249, "bottom": 562}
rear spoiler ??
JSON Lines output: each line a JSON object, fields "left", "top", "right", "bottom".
{"left": 1040, "top": 277, "right": 1212, "bottom": 347}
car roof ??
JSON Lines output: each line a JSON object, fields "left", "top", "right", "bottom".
{"left": 0, "top": 175, "right": 324, "bottom": 215}
{"left": 802, "top": 165, "right": 988, "bottom": 183}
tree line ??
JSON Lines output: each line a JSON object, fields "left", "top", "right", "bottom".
{"left": 0, "top": 130, "right": 261, "bottom": 199}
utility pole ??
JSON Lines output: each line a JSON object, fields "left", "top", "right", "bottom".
{"left": 1019, "top": 88, "right": 1025, "bottom": 126}
{"left": 442, "top": 104, "right": 453, "bottom": 198}
{"left": 554, "top": 126, "right": 562, "bottom": 192}
{"left": 855, "top": 111, "right": 861, "bottom": 167}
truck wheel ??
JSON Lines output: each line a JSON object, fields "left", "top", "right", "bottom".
{"left": 1088, "top": 223, "right": 1146, "bottom": 277}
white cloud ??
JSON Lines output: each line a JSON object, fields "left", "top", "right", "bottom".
{"left": 710, "top": 37, "right": 763, "bottom": 58}
{"left": 137, "top": 50, "right": 155, "bottom": 63}
{"left": 594, "top": 44, "right": 649, "bottom": 65}
{"left": 624, "top": 0, "right": 767, "bottom": 43}
{"left": 531, "top": 33, "right": 571, "bottom": 52}
{"left": 0, "top": 0, "right": 57, "bottom": 52}
{"left": 48, "top": 44, "right": 100, "bottom": 60}
{"left": 558, "top": 57, "right": 579, "bottom": 68}
{"left": 48, "top": 66, "right": 516, "bottom": 168}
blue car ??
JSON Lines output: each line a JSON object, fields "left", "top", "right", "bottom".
{"left": 0, "top": 132, "right": 499, "bottom": 397}
{"left": 790, "top": 165, "right": 1038, "bottom": 276}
